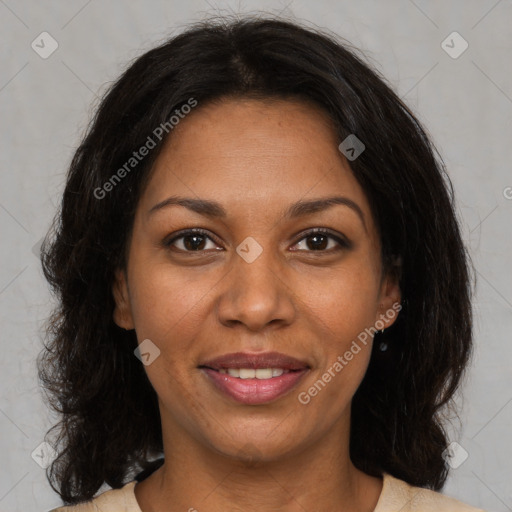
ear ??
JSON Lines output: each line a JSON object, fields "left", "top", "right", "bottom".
{"left": 112, "top": 268, "right": 135, "bottom": 330}
{"left": 375, "top": 260, "right": 402, "bottom": 329}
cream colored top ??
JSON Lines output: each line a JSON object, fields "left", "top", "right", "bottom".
{"left": 49, "top": 473, "right": 485, "bottom": 511}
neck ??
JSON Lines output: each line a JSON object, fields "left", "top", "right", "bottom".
{"left": 134, "top": 414, "right": 382, "bottom": 512}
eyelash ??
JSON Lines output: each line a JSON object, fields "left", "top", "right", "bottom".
{"left": 163, "top": 228, "right": 350, "bottom": 254}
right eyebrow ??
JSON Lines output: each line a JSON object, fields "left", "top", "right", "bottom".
{"left": 148, "top": 196, "right": 226, "bottom": 219}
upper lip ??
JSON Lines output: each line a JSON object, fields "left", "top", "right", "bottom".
{"left": 199, "top": 351, "right": 310, "bottom": 371}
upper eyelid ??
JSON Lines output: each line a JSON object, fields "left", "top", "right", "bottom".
{"left": 164, "top": 228, "right": 216, "bottom": 245}
{"left": 295, "top": 229, "right": 350, "bottom": 248}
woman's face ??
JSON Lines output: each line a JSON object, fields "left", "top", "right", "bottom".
{"left": 113, "top": 98, "right": 400, "bottom": 461}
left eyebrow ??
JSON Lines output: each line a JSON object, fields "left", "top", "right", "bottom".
{"left": 284, "top": 196, "right": 366, "bottom": 230}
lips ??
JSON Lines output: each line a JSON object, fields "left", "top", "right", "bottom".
{"left": 198, "top": 351, "right": 310, "bottom": 405}
{"left": 199, "top": 351, "right": 310, "bottom": 371}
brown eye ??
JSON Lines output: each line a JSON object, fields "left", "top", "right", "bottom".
{"left": 164, "top": 229, "right": 221, "bottom": 252}
{"left": 292, "top": 229, "right": 350, "bottom": 252}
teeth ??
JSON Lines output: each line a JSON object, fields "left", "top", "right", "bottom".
{"left": 255, "top": 368, "right": 273, "bottom": 379}
{"left": 239, "top": 368, "right": 255, "bottom": 379}
{"left": 217, "top": 368, "right": 289, "bottom": 379}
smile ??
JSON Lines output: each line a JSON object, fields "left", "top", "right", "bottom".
{"left": 200, "top": 367, "right": 309, "bottom": 405}
{"left": 217, "top": 368, "right": 288, "bottom": 378}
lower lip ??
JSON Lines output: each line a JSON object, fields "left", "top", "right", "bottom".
{"left": 201, "top": 368, "right": 309, "bottom": 405}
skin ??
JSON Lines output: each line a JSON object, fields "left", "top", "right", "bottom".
{"left": 113, "top": 97, "right": 401, "bottom": 512}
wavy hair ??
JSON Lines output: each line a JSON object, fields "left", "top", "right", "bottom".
{"left": 38, "top": 15, "right": 473, "bottom": 504}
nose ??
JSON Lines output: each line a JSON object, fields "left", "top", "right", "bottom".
{"left": 215, "top": 242, "right": 297, "bottom": 332}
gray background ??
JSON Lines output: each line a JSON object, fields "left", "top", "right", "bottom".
{"left": 0, "top": 1, "right": 511, "bottom": 511}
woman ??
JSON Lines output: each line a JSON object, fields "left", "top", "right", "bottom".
{"left": 39, "top": 15, "right": 484, "bottom": 512}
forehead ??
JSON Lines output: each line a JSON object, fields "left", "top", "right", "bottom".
{"left": 140, "top": 97, "right": 374, "bottom": 229}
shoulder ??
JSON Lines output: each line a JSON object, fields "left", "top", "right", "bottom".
{"left": 375, "top": 473, "right": 486, "bottom": 512}
{"left": 46, "top": 474, "right": 486, "bottom": 512}
{"left": 47, "top": 481, "right": 140, "bottom": 512}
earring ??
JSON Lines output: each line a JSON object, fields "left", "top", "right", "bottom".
{"left": 378, "top": 329, "right": 387, "bottom": 351}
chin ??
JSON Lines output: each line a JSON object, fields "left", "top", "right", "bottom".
{"left": 204, "top": 424, "right": 310, "bottom": 465}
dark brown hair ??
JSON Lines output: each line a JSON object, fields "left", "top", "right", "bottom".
{"left": 38, "top": 15, "right": 473, "bottom": 504}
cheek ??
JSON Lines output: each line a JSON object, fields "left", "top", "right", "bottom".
{"left": 297, "top": 271, "right": 377, "bottom": 417}
{"left": 127, "top": 257, "right": 217, "bottom": 347}
{"left": 299, "top": 262, "right": 381, "bottom": 344}
{"left": 125, "top": 258, "right": 213, "bottom": 411}
{"left": 295, "top": 257, "right": 381, "bottom": 405}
